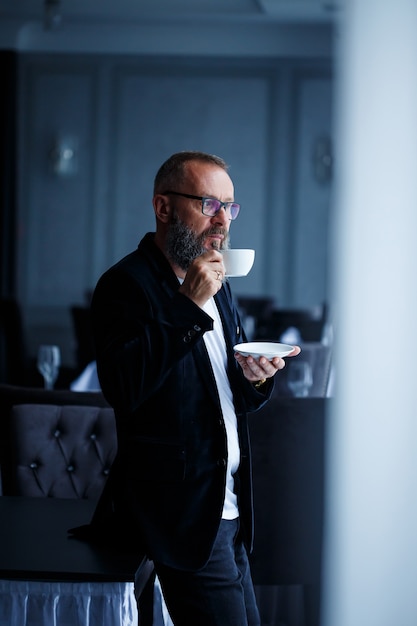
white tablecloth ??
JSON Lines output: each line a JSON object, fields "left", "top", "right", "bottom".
{"left": 70, "top": 361, "right": 101, "bottom": 392}
{"left": 0, "top": 580, "right": 138, "bottom": 626}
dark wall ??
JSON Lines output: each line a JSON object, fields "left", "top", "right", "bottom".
{"left": 0, "top": 51, "right": 17, "bottom": 297}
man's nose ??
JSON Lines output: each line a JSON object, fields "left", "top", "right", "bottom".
{"left": 211, "top": 206, "right": 229, "bottom": 226}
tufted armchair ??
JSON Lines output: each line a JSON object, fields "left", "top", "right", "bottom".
{"left": 8, "top": 403, "right": 116, "bottom": 499}
{"left": 0, "top": 384, "right": 115, "bottom": 500}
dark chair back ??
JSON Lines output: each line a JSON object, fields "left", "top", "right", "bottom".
{"left": 71, "top": 305, "right": 95, "bottom": 373}
{"left": 256, "top": 303, "right": 327, "bottom": 343}
{"left": 0, "top": 298, "right": 27, "bottom": 384}
{"left": 236, "top": 295, "right": 276, "bottom": 338}
{"left": 0, "top": 384, "right": 110, "bottom": 497}
{"left": 8, "top": 403, "right": 116, "bottom": 499}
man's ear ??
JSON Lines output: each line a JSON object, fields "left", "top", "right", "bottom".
{"left": 153, "top": 194, "right": 171, "bottom": 223}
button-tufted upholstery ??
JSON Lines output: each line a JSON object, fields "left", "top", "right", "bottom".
{"left": 0, "top": 384, "right": 114, "bottom": 499}
{"left": 8, "top": 403, "right": 117, "bottom": 499}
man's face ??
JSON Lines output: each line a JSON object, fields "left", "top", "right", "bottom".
{"left": 164, "top": 162, "right": 234, "bottom": 271}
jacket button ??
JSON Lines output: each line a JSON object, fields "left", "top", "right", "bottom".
{"left": 184, "top": 327, "right": 198, "bottom": 342}
{"left": 217, "top": 458, "right": 226, "bottom": 468}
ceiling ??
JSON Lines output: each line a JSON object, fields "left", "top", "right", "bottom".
{"left": 0, "top": 0, "right": 341, "bottom": 55}
{"left": 0, "top": 0, "right": 342, "bottom": 26}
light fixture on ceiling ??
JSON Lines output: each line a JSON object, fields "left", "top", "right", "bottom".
{"left": 44, "top": 0, "right": 62, "bottom": 31}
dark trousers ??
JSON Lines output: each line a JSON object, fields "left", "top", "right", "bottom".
{"left": 153, "top": 518, "right": 260, "bottom": 626}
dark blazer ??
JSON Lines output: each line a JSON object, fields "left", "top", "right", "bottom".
{"left": 88, "top": 233, "right": 272, "bottom": 571}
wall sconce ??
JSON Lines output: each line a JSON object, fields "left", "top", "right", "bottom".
{"left": 44, "top": 0, "right": 62, "bottom": 31}
{"left": 312, "top": 135, "right": 333, "bottom": 184}
{"left": 48, "top": 137, "right": 78, "bottom": 177}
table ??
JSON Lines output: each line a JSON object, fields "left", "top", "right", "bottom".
{"left": 249, "top": 397, "right": 328, "bottom": 626}
{"left": 0, "top": 496, "right": 150, "bottom": 626}
{"left": 0, "top": 496, "right": 146, "bottom": 582}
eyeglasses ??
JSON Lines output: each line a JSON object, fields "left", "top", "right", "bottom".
{"left": 162, "top": 191, "right": 240, "bottom": 220}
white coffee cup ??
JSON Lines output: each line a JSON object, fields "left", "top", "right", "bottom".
{"left": 222, "top": 249, "right": 255, "bottom": 277}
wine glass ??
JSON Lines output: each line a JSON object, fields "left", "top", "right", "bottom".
{"left": 287, "top": 361, "right": 313, "bottom": 397}
{"left": 37, "top": 345, "right": 61, "bottom": 389}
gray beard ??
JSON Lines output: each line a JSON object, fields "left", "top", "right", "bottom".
{"left": 165, "top": 213, "right": 229, "bottom": 272}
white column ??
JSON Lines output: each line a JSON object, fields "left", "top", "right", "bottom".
{"left": 323, "top": 1, "right": 417, "bottom": 625}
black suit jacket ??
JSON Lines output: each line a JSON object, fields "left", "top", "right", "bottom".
{"left": 88, "top": 233, "right": 272, "bottom": 571}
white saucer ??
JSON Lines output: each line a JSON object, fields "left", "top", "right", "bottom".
{"left": 233, "top": 341, "right": 294, "bottom": 360}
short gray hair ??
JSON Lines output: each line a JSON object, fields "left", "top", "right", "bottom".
{"left": 153, "top": 151, "right": 229, "bottom": 195}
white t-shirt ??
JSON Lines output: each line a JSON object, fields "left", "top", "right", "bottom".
{"left": 201, "top": 297, "right": 240, "bottom": 520}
